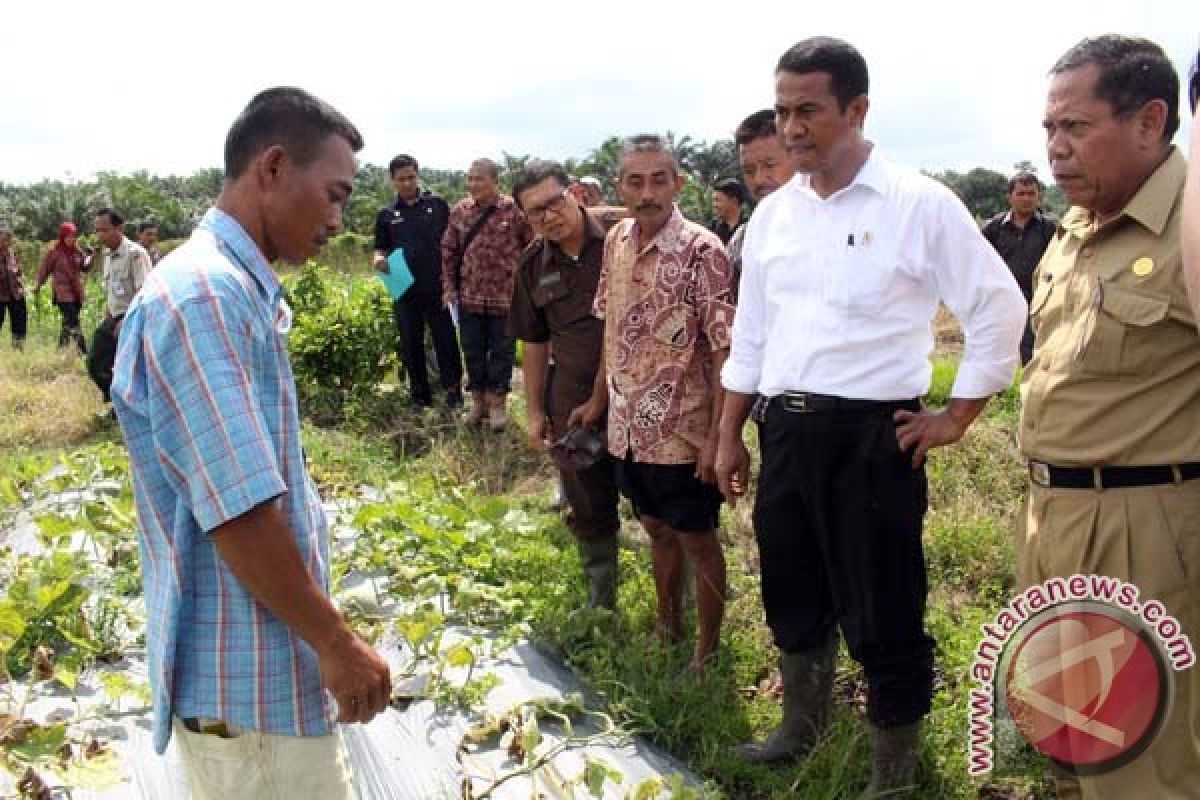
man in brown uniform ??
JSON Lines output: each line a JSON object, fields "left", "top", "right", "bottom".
{"left": 1019, "top": 35, "right": 1198, "bottom": 800}
{"left": 509, "top": 160, "right": 623, "bottom": 609}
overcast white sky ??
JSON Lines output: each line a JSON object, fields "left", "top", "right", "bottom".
{"left": 2, "top": 0, "right": 1194, "bottom": 184}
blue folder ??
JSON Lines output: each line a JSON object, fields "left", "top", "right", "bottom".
{"left": 379, "top": 249, "right": 414, "bottom": 299}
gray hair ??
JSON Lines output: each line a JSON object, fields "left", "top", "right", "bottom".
{"left": 470, "top": 158, "right": 500, "bottom": 180}
{"left": 618, "top": 134, "right": 680, "bottom": 178}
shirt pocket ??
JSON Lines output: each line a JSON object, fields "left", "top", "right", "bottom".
{"left": 531, "top": 276, "right": 570, "bottom": 308}
{"left": 1077, "top": 282, "right": 1170, "bottom": 376}
{"left": 534, "top": 275, "right": 591, "bottom": 329}
{"left": 827, "top": 251, "right": 891, "bottom": 315}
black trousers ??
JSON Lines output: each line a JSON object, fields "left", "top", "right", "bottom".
{"left": 87, "top": 314, "right": 122, "bottom": 402}
{"left": 0, "top": 298, "right": 27, "bottom": 344}
{"left": 392, "top": 293, "right": 463, "bottom": 404}
{"left": 55, "top": 301, "right": 86, "bottom": 352}
{"left": 458, "top": 310, "right": 515, "bottom": 393}
{"left": 753, "top": 399, "right": 934, "bottom": 728}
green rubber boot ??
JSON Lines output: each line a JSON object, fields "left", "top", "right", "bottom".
{"left": 576, "top": 536, "right": 618, "bottom": 610}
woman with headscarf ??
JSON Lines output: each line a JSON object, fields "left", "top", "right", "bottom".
{"left": 34, "top": 222, "right": 90, "bottom": 352}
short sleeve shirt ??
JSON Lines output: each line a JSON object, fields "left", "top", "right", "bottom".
{"left": 594, "top": 207, "right": 735, "bottom": 465}
{"left": 104, "top": 237, "right": 152, "bottom": 316}
{"left": 112, "top": 208, "right": 334, "bottom": 754}
{"left": 1019, "top": 148, "right": 1200, "bottom": 466}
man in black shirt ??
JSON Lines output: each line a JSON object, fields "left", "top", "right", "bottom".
{"left": 373, "top": 154, "right": 464, "bottom": 408}
{"left": 981, "top": 171, "right": 1058, "bottom": 365}
{"left": 708, "top": 178, "right": 746, "bottom": 245}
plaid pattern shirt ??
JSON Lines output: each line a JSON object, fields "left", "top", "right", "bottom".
{"left": 112, "top": 208, "right": 334, "bottom": 755}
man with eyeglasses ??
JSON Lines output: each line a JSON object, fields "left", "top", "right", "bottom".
{"left": 509, "top": 160, "right": 624, "bottom": 609}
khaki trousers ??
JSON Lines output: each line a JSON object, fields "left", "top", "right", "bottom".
{"left": 1019, "top": 481, "right": 1200, "bottom": 800}
{"left": 173, "top": 718, "right": 353, "bottom": 800}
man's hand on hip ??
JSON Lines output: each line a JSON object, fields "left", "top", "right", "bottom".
{"left": 893, "top": 403, "right": 980, "bottom": 468}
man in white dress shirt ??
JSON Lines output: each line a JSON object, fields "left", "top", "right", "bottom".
{"left": 715, "top": 37, "right": 1025, "bottom": 797}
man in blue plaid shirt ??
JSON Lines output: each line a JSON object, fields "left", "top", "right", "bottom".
{"left": 112, "top": 88, "right": 390, "bottom": 800}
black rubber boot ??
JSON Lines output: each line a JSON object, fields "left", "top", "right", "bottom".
{"left": 735, "top": 637, "right": 835, "bottom": 764}
{"left": 858, "top": 721, "right": 920, "bottom": 798}
{"left": 576, "top": 536, "right": 618, "bottom": 610}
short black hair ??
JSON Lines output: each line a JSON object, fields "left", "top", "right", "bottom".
{"left": 389, "top": 154, "right": 419, "bottom": 176}
{"left": 511, "top": 160, "right": 571, "bottom": 210}
{"left": 1008, "top": 171, "right": 1042, "bottom": 192}
{"left": 734, "top": 110, "right": 778, "bottom": 147}
{"left": 1051, "top": 35, "right": 1180, "bottom": 142}
{"left": 224, "top": 87, "right": 363, "bottom": 180}
{"left": 776, "top": 37, "right": 869, "bottom": 111}
{"left": 470, "top": 158, "right": 500, "bottom": 180}
{"left": 714, "top": 179, "right": 746, "bottom": 204}
{"left": 95, "top": 208, "right": 124, "bottom": 227}
{"left": 138, "top": 221, "right": 158, "bottom": 234}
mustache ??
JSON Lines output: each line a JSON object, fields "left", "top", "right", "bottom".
{"left": 634, "top": 202, "right": 663, "bottom": 213}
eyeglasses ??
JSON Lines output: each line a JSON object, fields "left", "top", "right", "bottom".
{"left": 525, "top": 189, "right": 572, "bottom": 222}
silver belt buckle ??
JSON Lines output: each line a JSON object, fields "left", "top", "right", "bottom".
{"left": 782, "top": 392, "right": 809, "bottom": 413}
{"left": 1029, "top": 461, "right": 1051, "bottom": 487}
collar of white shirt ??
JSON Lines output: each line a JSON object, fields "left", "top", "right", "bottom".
{"left": 789, "top": 146, "right": 890, "bottom": 200}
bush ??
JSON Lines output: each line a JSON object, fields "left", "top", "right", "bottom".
{"left": 285, "top": 261, "right": 396, "bottom": 396}
{"left": 317, "top": 232, "right": 372, "bottom": 274}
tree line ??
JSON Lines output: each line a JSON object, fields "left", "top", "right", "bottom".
{"left": 0, "top": 137, "right": 1063, "bottom": 243}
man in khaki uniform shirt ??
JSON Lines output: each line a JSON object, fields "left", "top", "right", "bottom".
{"left": 1019, "top": 36, "right": 1198, "bottom": 800}
{"left": 88, "top": 208, "right": 151, "bottom": 406}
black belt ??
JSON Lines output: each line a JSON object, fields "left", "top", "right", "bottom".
{"left": 767, "top": 392, "right": 919, "bottom": 415}
{"left": 1029, "top": 460, "right": 1200, "bottom": 490}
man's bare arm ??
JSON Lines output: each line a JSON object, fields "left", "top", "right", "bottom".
{"left": 522, "top": 341, "right": 552, "bottom": 448}
{"left": 211, "top": 500, "right": 391, "bottom": 724}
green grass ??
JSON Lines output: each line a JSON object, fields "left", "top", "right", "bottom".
{"left": 0, "top": 285, "right": 1053, "bottom": 799}
{"left": 295, "top": 368, "right": 1051, "bottom": 799}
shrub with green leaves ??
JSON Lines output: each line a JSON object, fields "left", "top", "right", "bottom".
{"left": 285, "top": 261, "right": 396, "bottom": 393}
